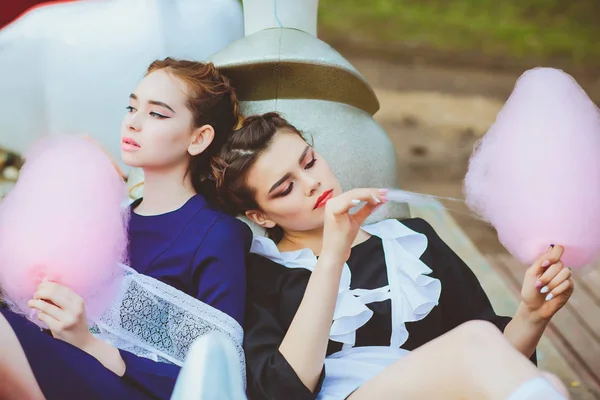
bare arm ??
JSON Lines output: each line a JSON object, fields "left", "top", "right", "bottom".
{"left": 503, "top": 303, "right": 548, "bottom": 358}
{"left": 277, "top": 188, "right": 386, "bottom": 392}
{"left": 82, "top": 337, "right": 126, "bottom": 376}
{"left": 507, "top": 245, "right": 573, "bottom": 358}
{"left": 278, "top": 253, "right": 345, "bottom": 391}
{"left": 28, "top": 282, "right": 126, "bottom": 376}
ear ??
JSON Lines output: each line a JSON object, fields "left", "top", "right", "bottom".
{"left": 188, "top": 124, "right": 215, "bottom": 156}
{"left": 245, "top": 209, "right": 276, "bottom": 229}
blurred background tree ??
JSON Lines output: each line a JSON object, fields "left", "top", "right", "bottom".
{"left": 318, "top": 0, "right": 600, "bottom": 68}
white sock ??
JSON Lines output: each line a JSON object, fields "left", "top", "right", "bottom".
{"left": 506, "top": 376, "right": 567, "bottom": 400}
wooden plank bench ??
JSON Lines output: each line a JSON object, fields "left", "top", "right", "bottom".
{"left": 410, "top": 201, "right": 600, "bottom": 400}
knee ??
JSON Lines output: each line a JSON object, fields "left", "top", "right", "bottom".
{"left": 454, "top": 320, "right": 503, "bottom": 341}
{"left": 451, "top": 320, "right": 506, "bottom": 351}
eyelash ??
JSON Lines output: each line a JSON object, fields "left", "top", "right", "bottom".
{"left": 280, "top": 182, "right": 294, "bottom": 197}
{"left": 125, "top": 106, "right": 168, "bottom": 119}
{"left": 276, "top": 157, "right": 317, "bottom": 198}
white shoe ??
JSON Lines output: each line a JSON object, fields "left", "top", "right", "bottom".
{"left": 171, "top": 332, "right": 247, "bottom": 400}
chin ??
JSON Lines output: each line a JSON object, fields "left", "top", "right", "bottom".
{"left": 297, "top": 217, "right": 324, "bottom": 233}
{"left": 120, "top": 152, "right": 143, "bottom": 168}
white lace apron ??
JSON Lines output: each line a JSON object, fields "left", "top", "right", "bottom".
{"left": 89, "top": 263, "right": 246, "bottom": 386}
{"left": 250, "top": 219, "right": 442, "bottom": 398}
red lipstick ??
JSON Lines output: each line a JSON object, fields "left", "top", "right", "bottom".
{"left": 314, "top": 189, "right": 333, "bottom": 209}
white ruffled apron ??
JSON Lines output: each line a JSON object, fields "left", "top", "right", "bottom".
{"left": 250, "top": 219, "right": 442, "bottom": 399}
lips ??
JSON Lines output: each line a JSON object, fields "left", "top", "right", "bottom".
{"left": 314, "top": 189, "right": 333, "bottom": 209}
{"left": 122, "top": 137, "right": 140, "bottom": 147}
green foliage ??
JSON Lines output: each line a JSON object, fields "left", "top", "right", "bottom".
{"left": 318, "top": 0, "right": 600, "bottom": 64}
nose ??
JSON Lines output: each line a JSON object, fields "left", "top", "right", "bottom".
{"left": 303, "top": 173, "right": 321, "bottom": 197}
{"left": 126, "top": 113, "right": 141, "bottom": 133}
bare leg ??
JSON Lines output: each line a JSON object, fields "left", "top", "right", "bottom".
{"left": 0, "top": 314, "right": 45, "bottom": 400}
{"left": 349, "top": 320, "right": 568, "bottom": 400}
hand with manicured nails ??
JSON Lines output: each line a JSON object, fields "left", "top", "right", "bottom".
{"left": 520, "top": 245, "right": 574, "bottom": 322}
{"left": 320, "top": 188, "right": 387, "bottom": 263}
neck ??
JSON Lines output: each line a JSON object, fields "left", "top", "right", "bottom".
{"left": 135, "top": 164, "right": 197, "bottom": 216}
{"left": 277, "top": 226, "right": 371, "bottom": 256}
{"left": 278, "top": 227, "right": 324, "bottom": 255}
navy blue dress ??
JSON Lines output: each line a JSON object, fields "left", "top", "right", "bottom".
{"left": 1, "top": 194, "right": 252, "bottom": 400}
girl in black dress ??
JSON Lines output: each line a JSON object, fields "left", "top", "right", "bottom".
{"left": 212, "top": 112, "right": 573, "bottom": 400}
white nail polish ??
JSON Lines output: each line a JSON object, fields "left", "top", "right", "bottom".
{"left": 371, "top": 194, "right": 381, "bottom": 204}
{"left": 351, "top": 199, "right": 361, "bottom": 205}
{"left": 545, "top": 293, "right": 554, "bottom": 301}
{"left": 540, "top": 286, "right": 549, "bottom": 294}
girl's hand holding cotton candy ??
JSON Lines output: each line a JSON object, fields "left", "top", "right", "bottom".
{"left": 27, "top": 280, "right": 94, "bottom": 351}
{"left": 464, "top": 67, "right": 600, "bottom": 269}
{"left": 520, "top": 245, "right": 574, "bottom": 322}
{"left": 0, "top": 135, "right": 129, "bottom": 328}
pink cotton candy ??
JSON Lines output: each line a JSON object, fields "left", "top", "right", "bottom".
{"left": 0, "top": 135, "right": 129, "bottom": 326}
{"left": 464, "top": 67, "right": 600, "bottom": 268}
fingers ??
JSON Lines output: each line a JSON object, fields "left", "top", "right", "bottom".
{"left": 352, "top": 193, "right": 387, "bottom": 225}
{"left": 35, "top": 311, "right": 60, "bottom": 332}
{"left": 544, "top": 279, "right": 574, "bottom": 301}
{"left": 34, "top": 281, "right": 71, "bottom": 307}
{"left": 30, "top": 282, "right": 83, "bottom": 329}
{"left": 531, "top": 245, "right": 564, "bottom": 276}
{"left": 27, "top": 299, "right": 65, "bottom": 321}
{"left": 547, "top": 267, "right": 572, "bottom": 291}
{"left": 537, "top": 261, "right": 573, "bottom": 300}
{"left": 352, "top": 202, "right": 382, "bottom": 226}
{"left": 326, "top": 188, "right": 386, "bottom": 217}
{"left": 542, "top": 266, "right": 572, "bottom": 301}
{"left": 348, "top": 189, "right": 388, "bottom": 226}
{"left": 34, "top": 281, "right": 84, "bottom": 314}
{"left": 536, "top": 260, "right": 564, "bottom": 291}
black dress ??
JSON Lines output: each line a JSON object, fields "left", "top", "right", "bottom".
{"left": 243, "top": 218, "right": 535, "bottom": 400}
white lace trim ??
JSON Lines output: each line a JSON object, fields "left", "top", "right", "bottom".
{"left": 89, "top": 263, "right": 246, "bottom": 386}
{"left": 250, "top": 219, "right": 441, "bottom": 349}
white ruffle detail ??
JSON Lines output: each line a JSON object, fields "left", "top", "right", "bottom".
{"left": 250, "top": 219, "right": 441, "bottom": 349}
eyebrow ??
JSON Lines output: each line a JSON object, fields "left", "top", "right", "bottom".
{"left": 129, "top": 93, "right": 175, "bottom": 113}
{"left": 268, "top": 173, "right": 291, "bottom": 194}
{"left": 268, "top": 146, "right": 312, "bottom": 194}
{"left": 298, "top": 145, "right": 311, "bottom": 164}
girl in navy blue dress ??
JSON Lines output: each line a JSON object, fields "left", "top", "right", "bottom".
{"left": 211, "top": 113, "right": 572, "bottom": 399}
{"left": 0, "top": 58, "right": 252, "bottom": 400}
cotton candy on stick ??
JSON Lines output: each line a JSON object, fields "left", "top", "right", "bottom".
{"left": 464, "top": 67, "right": 600, "bottom": 268}
{"left": 384, "top": 189, "right": 461, "bottom": 205}
{"left": 0, "top": 135, "right": 129, "bottom": 327}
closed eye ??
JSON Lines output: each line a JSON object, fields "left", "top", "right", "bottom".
{"left": 126, "top": 106, "right": 136, "bottom": 113}
{"left": 305, "top": 158, "right": 317, "bottom": 169}
{"left": 276, "top": 182, "right": 294, "bottom": 198}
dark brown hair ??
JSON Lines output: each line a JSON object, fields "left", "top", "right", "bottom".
{"left": 211, "top": 112, "right": 306, "bottom": 240}
{"left": 146, "top": 57, "right": 243, "bottom": 204}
